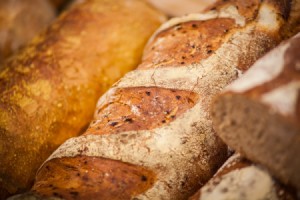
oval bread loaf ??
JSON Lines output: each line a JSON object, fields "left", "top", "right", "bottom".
{"left": 189, "top": 154, "right": 297, "bottom": 200}
{"left": 212, "top": 32, "right": 300, "bottom": 190}
{"left": 11, "top": 0, "right": 300, "bottom": 199}
{"left": 0, "top": 0, "right": 165, "bottom": 198}
{"left": 0, "top": 0, "right": 55, "bottom": 61}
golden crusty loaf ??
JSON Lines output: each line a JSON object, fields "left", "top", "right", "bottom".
{"left": 8, "top": 0, "right": 300, "bottom": 199}
{"left": 0, "top": 0, "right": 165, "bottom": 198}
{"left": 0, "top": 0, "right": 55, "bottom": 61}
{"left": 212, "top": 33, "right": 300, "bottom": 190}
{"left": 189, "top": 154, "right": 297, "bottom": 200}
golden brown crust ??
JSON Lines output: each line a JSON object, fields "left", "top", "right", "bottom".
{"left": 140, "top": 19, "right": 236, "bottom": 69}
{"left": 0, "top": 0, "right": 55, "bottom": 61}
{"left": 206, "top": 0, "right": 260, "bottom": 21}
{"left": 33, "top": 156, "right": 156, "bottom": 200}
{"left": 0, "top": 0, "right": 165, "bottom": 197}
{"left": 11, "top": 0, "right": 298, "bottom": 199}
{"left": 87, "top": 87, "right": 199, "bottom": 135}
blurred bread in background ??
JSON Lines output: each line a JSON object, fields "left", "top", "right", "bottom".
{"left": 146, "top": 0, "right": 216, "bottom": 16}
{"left": 0, "top": 0, "right": 55, "bottom": 61}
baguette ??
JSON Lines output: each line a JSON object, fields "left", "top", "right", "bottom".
{"left": 0, "top": 0, "right": 165, "bottom": 198}
{"left": 0, "top": 0, "right": 55, "bottom": 61}
{"left": 189, "top": 154, "right": 297, "bottom": 200}
{"left": 11, "top": 0, "right": 299, "bottom": 199}
{"left": 211, "top": 33, "right": 300, "bottom": 190}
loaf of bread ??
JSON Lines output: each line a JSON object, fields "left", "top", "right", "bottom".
{"left": 8, "top": 1, "right": 299, "bottom": 199}
{"left": 189, "top": 154, "right": 297, "bottom": 200}
{"left": 0, "top": 0, "right": 165, "bottom": 198}
{"left": 212, "top": 32, "right": 300, "bottom": 191}
{"left": 0, "top": 0, "right": 55, "bottom": 61}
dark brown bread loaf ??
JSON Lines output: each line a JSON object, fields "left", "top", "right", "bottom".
{"left": 0, "top": 0, "right": 55, "bottom": 61}
{"left": 9, "top": 0, "right": 300, "bottom": 199}
{"left": 189, "top": 154, "right": 297, "bottom": 200}
{"left": 0, "top": 0, "right": 165, "bottom": 198}
{"left": 212, "top": 32, "right": 300, "bottom": 190}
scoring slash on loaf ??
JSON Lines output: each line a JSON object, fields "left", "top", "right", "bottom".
{"left": 212, "top": 32, "right": 300, "bottom": 190}
{"left": 189, "top": 154, "right": 297, "bottom": 200}
{"left": 0, "top": 0, "right": 165, "bottom": 198}
{"left": 10, "top": 0, "right": 300, "bottom": 199}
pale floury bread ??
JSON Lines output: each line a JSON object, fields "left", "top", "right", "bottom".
{"left": 212, "top": 32, "right": 300, "bottom": 191}
{"left": 190, "top": 154, "right": 297, "bottom": 200}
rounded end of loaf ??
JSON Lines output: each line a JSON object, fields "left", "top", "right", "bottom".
{"left": 188, "top": 154, "right": 298, "bottom": 200}
{"left": 211, "top": 92, "right": 300, "bottom": 190}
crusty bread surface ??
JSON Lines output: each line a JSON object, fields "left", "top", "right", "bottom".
{"left": 0, "top": 0, "right": 165, "bottom": 198}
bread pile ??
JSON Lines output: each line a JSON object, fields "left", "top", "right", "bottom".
{"left": 0, "top": 0, "right": 165, "bottom": 199}
{"left": 0, "top": 0, "right": 299, "bottom": 199}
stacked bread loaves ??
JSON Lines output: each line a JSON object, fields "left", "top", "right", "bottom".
{"left": 212, "top": 32, "right": 300, "bottom": 191}
{"left": 189, "top": 154, "right": 297, "bottom": 200}
{"left": 0, "top": 0, "right": 165, "bottom": 199}
{"left": 8, "top": 0, "right": 300, "bottom": 199}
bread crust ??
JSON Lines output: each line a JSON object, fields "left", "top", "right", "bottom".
{"left": 212, "top": 33, "right": 300, "bottom": 190}
{"left": 0, "top": 0, "right": 165, "bottom": 198}
{"left": 11, "top": 0, "right": 298, "bottom": 199}
{"left": 189, "top": 154, "right": 297, "bottom": 200}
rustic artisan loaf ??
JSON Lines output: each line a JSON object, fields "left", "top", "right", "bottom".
{"left": 212, "top": 32, "right": 300, "bottom": 190}
{"left": 189, "top": 154, "right": 297, "bottom": 200}
{"left": 0, "top": 0, "right": 55, "bottom": 61}
{"left": 10, "top": 0, "right": 299, "bottom": 199}
{"left": 0, "top": 0, "right": 165, "bottom": 198}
